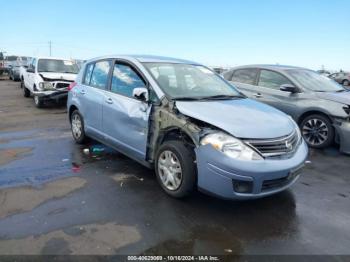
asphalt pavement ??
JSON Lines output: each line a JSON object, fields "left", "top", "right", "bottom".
{"left": 0, "top": 79, "right": 349, "bottom": 257}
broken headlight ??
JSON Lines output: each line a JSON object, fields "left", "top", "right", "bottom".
{"left": 201, "top": 132, "right": 263, "bottom": 161}
{"left": 39, "top": 82, "right": 54, "bottom": 90}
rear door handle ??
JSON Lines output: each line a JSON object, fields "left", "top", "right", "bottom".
{"left": 105, "top": 97, "right": 113, "bottom": 104}
{"left": 80, "top": 90, "right": 86, "bottom": 95}
{"left": 254, "top": 93, "right": 263, "bottom": 98}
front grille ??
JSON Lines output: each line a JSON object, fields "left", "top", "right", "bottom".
{"left": 262, "top": 176, "right": 290, "bottom": 192}
{"left": 244, "top": 130, "right": 300, "bottom": 158}
{"left": 55, "top": 83, "right": 70, "bottom": 90}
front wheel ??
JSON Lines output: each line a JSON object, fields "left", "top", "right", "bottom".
{"left": 342, "top": 80, "right": 349, "bottom": 86}
{"left": 70, "top": 110, "right": 87, "bottom": 144}
{"left": 23, "top": 85, "right": 30, "bottom": 97}
{"left": 155, "top": 140, "right": 196, "bottom": 198}
{"left": 300, "top": 114, "right": 334, "bottom": 149}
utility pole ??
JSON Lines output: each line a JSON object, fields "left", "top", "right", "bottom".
{"left": 49, "top": 41, "right": 52, "bottom": 56}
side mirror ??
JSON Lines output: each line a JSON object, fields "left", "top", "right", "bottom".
{"left": 133, "top": 87, "right": 149, "bottom": 102}
{"left": 280, "top": 84, "right": 298, "bottom": 93}
{"left": 26, "top": 68, "right": 34, "bottom": 73}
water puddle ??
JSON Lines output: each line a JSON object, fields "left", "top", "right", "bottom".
{"left": 0, "top": 147, "right": 33, "bottom": 166}
{"left": 143, "top": 225, "right": 243, "bottom": 255}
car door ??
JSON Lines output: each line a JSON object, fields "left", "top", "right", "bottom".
{"left": 102, "top": 61, "right": 152, "bottom": 161}
{"left": 255, "top": 69, "right": 300, "bottom": 117}
{"left": 228, "top": 68, "right": 259, "bottom": 98}
{"left": 79, "top": 60, "right": 112, "bottom": 139}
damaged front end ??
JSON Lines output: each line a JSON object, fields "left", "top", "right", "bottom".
{"left": 34, "top": 74, "right": 74, "bottom": 100}
{"left": 146, "top": 98, "right": 308, "bottom": 200}
{"left": 147, "top": 99, "right": 209, "bottom": 163}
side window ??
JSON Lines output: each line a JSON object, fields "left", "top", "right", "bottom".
{"left": 223, "top": 70, "right": 233, "bottom": 81}
{"left": 90, "top": 60, "right": 111, "bottom": 89}
{"left": 111, "top": 63, "right": 146, "bottom": 98}
{"left": 231, "top": 69, "right": 258, "bottom": 85}
{"left": 258, "top": 70, "right": 293, "bottom": 90}
{"left": 31, "top": 59, "right": 36, "bottom": 71}
{"left": 83, "top": 63, "right": 94, "bottom": 85}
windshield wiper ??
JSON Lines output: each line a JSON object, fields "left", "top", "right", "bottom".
{"left": 174, "top": 94, "right": 245, "bottom": 101}
{"left": 200, "top": 94, "right": 245, "bottom": 100}
{"left": 174, "top": 97, "right": 205, "bottom": 101}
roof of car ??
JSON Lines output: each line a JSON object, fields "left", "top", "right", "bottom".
{"left": 231, "top": 64, "right": 309, "bottom": 71}
{"left": 34, "top": 57, "right": 75, "bottom": 61}
{"left": 86, "top": 55, "right": 200, "bottom": 65}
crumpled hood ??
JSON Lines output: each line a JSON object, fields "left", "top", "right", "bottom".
{"left": 39, "top": 72, "right": 77, "bottom": 82}
{"left": 176, "top": 98, "right": 295, "bottom": 139}
{"left": 316, "top": 91, "right": 350, "bottom": 105}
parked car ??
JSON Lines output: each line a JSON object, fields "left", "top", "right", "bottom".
{"left": 0, "top": 52, "right": 8, "bottom": 75}
{"left": 329, "top": 72, "right": 350, "bottom": 87}
{"left": 317, "top": 69, "right": 331, "bottom": 77}
{"left": 211, "top": 66, "right": 228, "bottom": 75}
{"left": 10, "top": 56, "right": 31, "bottom": 81}
{"left": 67, "top": 55, "right": 308, "bottom": 200}
{"left": 22, "top": 57, "right": 79, "bottom": 107}
{"left": 223, "top": 65, "right": 350, "bottom": 154}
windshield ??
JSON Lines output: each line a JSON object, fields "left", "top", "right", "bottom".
{"left": 143, "top": 63, "right": 242, "bottom": 100}
{"left": 38, "top": 59, "right": 79, "bottom": 74}
{"left": 6, "top": 56, "right": 18, "bottom": 61}
{"left": 288, "top": 69, "right": 345, "bottom": 92}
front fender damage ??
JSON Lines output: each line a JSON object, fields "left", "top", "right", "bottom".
{"left": 146, "top": 100, "right": 214, "bottom": 163}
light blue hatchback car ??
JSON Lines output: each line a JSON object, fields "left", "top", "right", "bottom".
{"left": 67, "top": 55, "right": 308, "bottom": 200}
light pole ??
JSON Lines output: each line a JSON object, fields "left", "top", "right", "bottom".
{"left": 49, "top": 41, "right": 52, "bottom": 56}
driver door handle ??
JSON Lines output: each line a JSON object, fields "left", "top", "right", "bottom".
{"left": 105, "top": 97, "right": 113, "bottom": 104}
{"left": 80, "top": 89, "right": 86, "bottom": 95}
{"left": 254, "top": 93, "right": 263, "bottom": 98}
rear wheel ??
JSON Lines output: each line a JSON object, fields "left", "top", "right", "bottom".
{"left": 300, "top": 114, "right": 334, "bottom": 149}
{"left": 155, "top": 140, "right": 196, "bottom": 198}
{"left": 70, "top": 110, "right": 87, "bottom": 144}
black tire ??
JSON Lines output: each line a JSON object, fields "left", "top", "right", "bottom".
{"left": 342, "top": 80, "right": 349, "bottom": 86}
{"left": 34, "top": 95, "right": 44, "bottom": 108}
{"left": 155, "top": 140, "right": 196, "bottom": 198}
{"left": 300, "top": 114, "right": 334, "bottom": 149}
{"left": 23, "top": 85, "right": 30, "bottom": 97}
{"left": 70, "top": 110, "right": 87, "bottom": 144}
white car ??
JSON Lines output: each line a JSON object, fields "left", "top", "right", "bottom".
{"left": 22, "top": 57, "right": 79, "bottom": 107}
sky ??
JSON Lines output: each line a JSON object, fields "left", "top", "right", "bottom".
{"left": 1, "top": 0, "right": 349, "bottom": 71}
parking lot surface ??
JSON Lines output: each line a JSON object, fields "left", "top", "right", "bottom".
{"left": 0, "top": 79, "right": 350, "bottom": 256}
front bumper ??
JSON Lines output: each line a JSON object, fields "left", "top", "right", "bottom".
{"left": 33, "top": 90, "right": 68, "bottom": 100}
{"left": 195, "top": 140, "right": 308, "bottom": 200}
{"left": 334, "top": 120, "right": 350, "bottom": 154}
